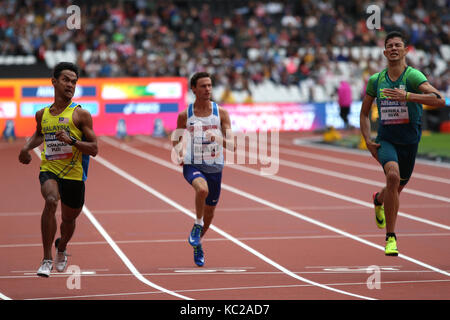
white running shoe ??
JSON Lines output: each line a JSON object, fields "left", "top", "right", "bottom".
{"left": 55, "top": 250, "right": 68, "bottom": 272}
{"left": 37, "top": 259, "right": 53, "bottom": 277}
{"left": 54, "top": 238, "right": 69, "bottom": 272}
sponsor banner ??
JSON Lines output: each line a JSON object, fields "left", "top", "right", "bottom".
{"left": 93, "top": 114, "right": 178, "bottom": 136}
{"left": 223, "top": 103, "right": 326, "bottom": 132}
{"left": 0, "top": 77, "right": 187, "bottom": 137}
{"left": 22, "top": 86, "right": 96, "bottom": 98}
{"left": 0, "top": 87, "right": 14, "bottom": 98}
{"left": 105, "top": 102, "right": 179, "bottom": 114}
{"left": 20, "top": 101, "right": 99, "bottom": 117}
{"left": 20, "top": 102, "right": 49, "bottom": 117}
{"left": 102, "top": 82, "right": 182, "bottom": 100}
{"left": 0, "top": 102, "right": 17, "bottom": 118}
{"left": 325, "top": 101, "right": 362, "bottom": 129}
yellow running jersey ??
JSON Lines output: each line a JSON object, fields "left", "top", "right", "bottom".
{"left": 40, "top": 101, "right": 89, "bottom": 181}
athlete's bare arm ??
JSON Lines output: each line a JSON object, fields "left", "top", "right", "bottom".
{"left": 382, "top": 82, "right": 445, "bottom": 108}
{"left": 360, "top": 94, "right": 380, "bottom": 162}
{"left": 18, "top": 109, "right": 44, "bottom": 164}
{"left": 218, "top": 107, "right": 236, "bottom": 152}
{"left": 173, "top": 110, "right": 187, "bottom": 146}
{"left": 172, "top": 110, "right": 188, "bottom": 165}
{"left": 54, "top": 107, "right": 98, "bottom": 156}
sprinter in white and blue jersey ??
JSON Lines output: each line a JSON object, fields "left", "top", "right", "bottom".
{"left": 173, "top": 72, "right": 235, "bottom": 267}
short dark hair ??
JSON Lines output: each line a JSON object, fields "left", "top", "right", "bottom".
{"left": 190, "top": 72, "right": 211, "bottom": 88}
{"left": 384, "top": 31, "right": 407, "bottom": 48}
{"left": 53, "top": 62, "right": 79, "bottom": 79}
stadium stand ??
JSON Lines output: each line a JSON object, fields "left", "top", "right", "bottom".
{"left": 0, "top": 0, "right": 448, "bottom": 105}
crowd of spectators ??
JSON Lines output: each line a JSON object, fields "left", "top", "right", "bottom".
{"left": 0, "top": 0, "right": 449, "bottom": 101}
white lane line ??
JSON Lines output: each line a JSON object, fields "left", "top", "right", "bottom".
{"left": 3, "top": 268, "right": 450, "bottom": 280}
{"left": 229, "top": 164, "right": 450, "bottom": 230}
{"left": 25, "top": 278, "right": 450, "bottom": 300}
{"left": 0, "top": 292, "right": 12, "bottom": 300}
{"left": 82, "top": 205, "right": 192, "bottom": 300}
{"left": 93, "top": 152, "right": 375, "bottom": 300}
{"left": 31, "top": 148, "right": 191, "bottom": 301}
{"left": 278, "top": 146, "right": 450, "bottom": 185}
{"left": 140, "top": 135, "right": 450, "bottom": 203}
{"left": 223, "top": 183, "right": 450, "bottom": 277}
{"left": 2, "top": 233, "right": 450, "bottom": 249}
{"left": 101, "top": 136, "right": 450, "bottom": 277}
{"left": 135, "top": 135, "right": 450, "bottom": 231}
{"left": 1, "top": 203, "right": 448, "bottom": 217}
{"left": 274, "top": 155, "right": 450, "bottom": 203}
{"left": 291, "top": 138, "right": 450, "bottom": 169}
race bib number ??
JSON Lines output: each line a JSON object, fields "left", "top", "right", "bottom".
{"left": 193, "top": 142, "right": 220, "bottom": 161}
{"left": 44, "top": 132, "right": 73, "bottom": 160}
{"left": 380, "top": 100, "right": 409, "bottom": 125}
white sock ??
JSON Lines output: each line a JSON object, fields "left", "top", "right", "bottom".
{"left": 195, "top": 218, "right": 204, "bottom": 226}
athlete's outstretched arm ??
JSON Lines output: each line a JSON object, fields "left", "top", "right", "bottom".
{"left": 18, "top": 109, "right": 44, "bottom": 164}
{"left": 360, "top": 94, "right": 380, "bottom": 162}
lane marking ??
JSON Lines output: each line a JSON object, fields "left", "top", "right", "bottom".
{"left": 137, "top": 136, "right": 450, "bottom": 230}
{"left": 270, "top": 154, "right": 450, "bottom": 203}
{"left": 172, "top": 268, "right": 250, "bottom": 273}
{"left": 101, "top": 136, "right": 450, "bottom": 277}
{"left": 291, "top": 138, "right": 450, "bottom": 169}
{"left": 278, "top": 146, "right": 450, "bottom": 184}
{"left": 23, "top": 271, "right": 97, "bottom": 276}
{"left": 92, "top": 150, "right": 376, "bottom": 300}
{"left": 0, "top": 292, "right": 12, "bottom": 300}
{"left": 227, "top": 164, "right": 450, "bottom": 230}
{"left": 11, "top": 268, "right": 108, "bottom": 273}
{"left": 141, "top": 135, "right": 450, "bottom": 189}
{"left": 24, "top": 279, "right": 450, "bottom": 300}
{"left": 82, "top": 205, "right": 192, "bottom": 300}
{"left": 3, "top": 268, "right": 450, "bottom": 280}
{"left": 2, "top": 233, "right": 450, "bottom": 249}
{"left": 1, "top": 202, "right": 448, "bottom": 217}
{"left": 31, "top": 148, "right": 192, "bottom": 301}
{"left": 321, "top": 267, "right": 400, "bottom": 272}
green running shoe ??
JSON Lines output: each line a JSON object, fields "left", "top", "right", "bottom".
{"left": 385, "top": 235, "right": 398, "bottom": 256}
{"left": 373, "top": 192, "right": 386, "bottom": 229}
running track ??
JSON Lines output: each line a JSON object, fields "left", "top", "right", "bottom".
{"left": 1, "top": 132, "right": 449, "bottom": 301}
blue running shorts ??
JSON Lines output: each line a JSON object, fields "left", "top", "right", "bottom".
{"left": 183, "top": 165, "right": 222, "bottom": 206}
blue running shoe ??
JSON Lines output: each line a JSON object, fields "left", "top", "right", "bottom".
{"left": 188, "top": 224, "right": 203, "bottom": 247}
{"left": 193, "top": 244, "right": 204, "bottom": 267}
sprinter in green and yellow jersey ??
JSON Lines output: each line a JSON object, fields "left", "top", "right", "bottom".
{"left": 19, "top": 62, "right": 98, "bottom": 277}
{"left": 360, "top": 31, "right": 446, "bottom": 256}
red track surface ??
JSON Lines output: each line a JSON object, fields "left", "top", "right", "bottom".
{"left": 1, "top": 132, "right": 449, "bottom": 301}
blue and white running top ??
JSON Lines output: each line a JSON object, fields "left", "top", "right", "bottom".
{"left": 184, "top": 101, "right": 224, "bottom": 173}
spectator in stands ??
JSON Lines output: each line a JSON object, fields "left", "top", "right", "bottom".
{"left": 0, "top": 0, "right": 448, "bottom": 103}
{"left": 337, "top": 79, "right": 352, "bottom": 129}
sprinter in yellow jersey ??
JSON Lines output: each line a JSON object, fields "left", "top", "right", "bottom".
{"left": 19, "top": 62, "right": 98, "bottom": 277}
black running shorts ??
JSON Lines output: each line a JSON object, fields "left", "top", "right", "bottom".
{"left": 39, "top": 171, "right": 85, "bottom": 209}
